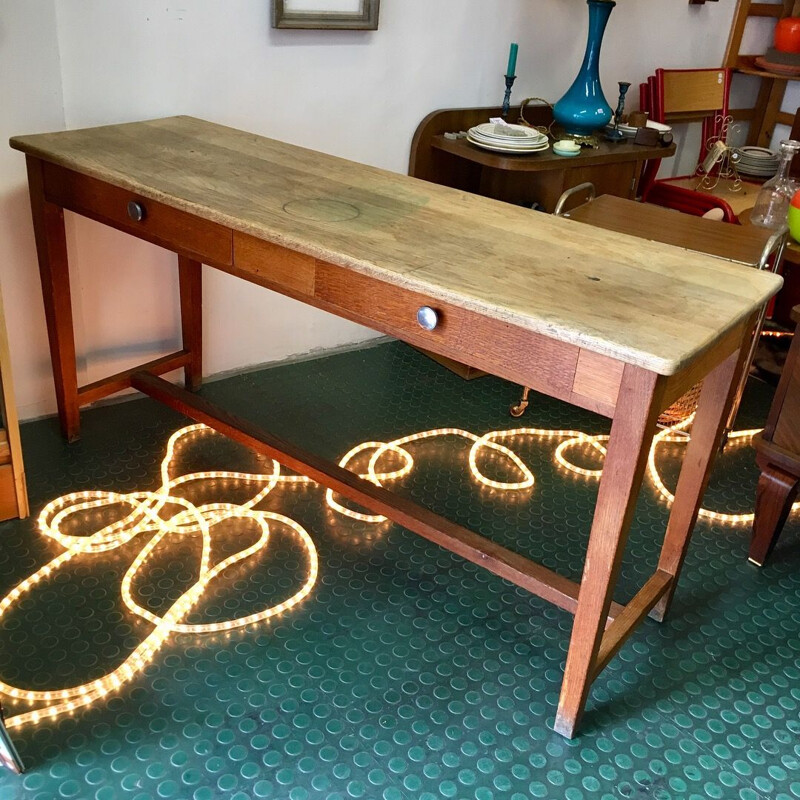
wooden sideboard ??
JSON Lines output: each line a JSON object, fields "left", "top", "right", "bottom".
{"left": 409, "top": 104, "right": 675, "bottom": 212}
{"left": 750, "top": 305, "right": 800, "bottom": 565}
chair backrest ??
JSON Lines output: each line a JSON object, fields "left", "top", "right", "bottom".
{"left": 654, "top": 68, "right": 731, "bottom": 162}
{"left": 658, "top": 68, "right": 730, "bottom": 118}
{"left": 637, "top": 68, "right": 732, "bottom": 199}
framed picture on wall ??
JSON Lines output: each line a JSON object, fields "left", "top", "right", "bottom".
{"left": 272, "top": 0, "right": 380, "bottom": 29}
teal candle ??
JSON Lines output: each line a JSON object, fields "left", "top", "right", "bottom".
{"left": 506, "top": 43, "right": 519, "bottom": 77}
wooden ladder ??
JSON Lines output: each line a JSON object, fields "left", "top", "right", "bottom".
{"left": 725, "top": 0, "right": 800, "bottom": 146}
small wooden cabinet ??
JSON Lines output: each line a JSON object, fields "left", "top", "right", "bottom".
{"left": 409, "top": 104, "right": 675, "bottom": 212}
{"left": 750, "top": 304, "right": 800, "bottom": 565}
{"left": 0, "top": 287, "right": 27, "bottom": 521}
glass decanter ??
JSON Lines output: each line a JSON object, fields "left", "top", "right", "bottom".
{"left": 749, "top": 139, "right": 800, "bottom": 229}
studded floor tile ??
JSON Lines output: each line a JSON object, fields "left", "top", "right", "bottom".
{"left": 0, "top": 340, "right": 798, "bottom": 800}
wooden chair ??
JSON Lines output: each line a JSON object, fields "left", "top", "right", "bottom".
{"left": 638, "top": 67, "right": 742, "bottom": 222}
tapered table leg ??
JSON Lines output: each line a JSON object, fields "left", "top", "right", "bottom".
{"left": 651, "top": 329, "right": 753, "bottom": 622}
{"left": 749, "top": 462, "right": 799, "bottom": 566}
{"left": 178, "top": 255, "right": 202, "bottom": 391}
{"left": 554, "top": 365, "right": 665, "bottom": 738}
{"left": 25, "top": 156, "right": 80, "bottom": 442}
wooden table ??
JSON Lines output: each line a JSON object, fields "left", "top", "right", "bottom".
{"left": 409, "top": 105, "right": 675, "bottom": 212}
{"left": 749, "top": 305, "right": 800, "bottom": 565}
{"left": 10, "top": 116, "right": 782, "bottom": 738}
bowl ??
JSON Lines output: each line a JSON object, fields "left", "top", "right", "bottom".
{"left": 553, "top": 139, "right": 581, "bottom": 157}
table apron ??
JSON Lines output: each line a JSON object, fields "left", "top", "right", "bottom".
{"left": 38, "top": 161, "right": 750, "bottom": 426}
{"left": 40, "top": 161, "right": 642, "bottom": 419}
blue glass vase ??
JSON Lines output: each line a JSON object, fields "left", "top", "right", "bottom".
{"left": 553, "top": 0, "right": 616, "bottom": 136}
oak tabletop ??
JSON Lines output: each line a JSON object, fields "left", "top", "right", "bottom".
{"left": 10, "top": 116, "right": 783, "bottom": 375}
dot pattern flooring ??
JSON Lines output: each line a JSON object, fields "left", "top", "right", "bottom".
{"left": 0, "top": 340, "right": 798, "bottom": 800}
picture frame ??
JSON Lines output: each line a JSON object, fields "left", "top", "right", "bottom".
{"left": 272, "top": 0, "right": 380, "bottom": 30}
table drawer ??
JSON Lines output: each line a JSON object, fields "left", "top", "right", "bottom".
{"left": 314, "top": 261, "right": 579, "bottom": 399}
{"left": 315, "top": 261, "right": 466, "bottom": 351}
{"left": 43, "top": 163, "right": 232, "bottom": 266}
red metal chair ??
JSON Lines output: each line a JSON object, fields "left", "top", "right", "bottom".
{"left": 638, "top": 68, "right": 738, "bottom": 222}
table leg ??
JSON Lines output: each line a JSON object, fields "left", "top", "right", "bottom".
{"left": 554, "top": 365, "right": 664, "bottom": 738}
{"left": 178, "top": 256, "right": 202, "bottom": 391}
{"left": 651, "top": 337, "right": 752, "bottom": 622}
{"left": 25, "top": 157, "right": 80, "bottom": 442}
{"left": 748, "top": 462, "right": 799, "bottom": 566}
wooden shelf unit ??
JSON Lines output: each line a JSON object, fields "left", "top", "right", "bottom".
{"left": 0, "top": 288, "right": 28, "bottom": 522}
{"left": 725, "top": 0, "right": 800, "bottom": 146}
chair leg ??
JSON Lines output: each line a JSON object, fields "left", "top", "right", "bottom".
{"left": 749, "top": 463, "right": 799, "bottom": 566}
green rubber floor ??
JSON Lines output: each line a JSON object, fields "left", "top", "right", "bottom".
{"left": 0, "top": 340, "right": 798, "bottom": 800}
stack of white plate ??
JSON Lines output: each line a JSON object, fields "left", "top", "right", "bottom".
{"left": 466, "top": 123, "right": 549, "bottom": 154}
{"left": 736, "top": 146, "right": 779, "bottom": 179}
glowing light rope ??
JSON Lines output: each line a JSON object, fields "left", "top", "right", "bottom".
{"left": 1, "top": 417, "right": 796, "bottom": 730}
{"left": 0, "top": 425, "right": 319, "bottom": 729}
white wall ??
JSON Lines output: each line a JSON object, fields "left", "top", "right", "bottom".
{"left": 1, "top": 0, "right": 750, "bottom": 419}
{"left": 0, "top": 0, "right": 65, "bottom": 419}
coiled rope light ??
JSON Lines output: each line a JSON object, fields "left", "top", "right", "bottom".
{"left": 0, "top": 417, "right": 794, "bottom": 729}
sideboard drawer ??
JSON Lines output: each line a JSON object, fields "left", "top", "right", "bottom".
{"left": 43, "top": 163, "right": 232, "bottom": 266}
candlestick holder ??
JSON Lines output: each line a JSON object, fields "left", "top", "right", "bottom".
{"left": 502, "top": 75, "right": 517, "bottom": 120}
{"left": 605, "top": 81, "right": 631, "bottom": 142}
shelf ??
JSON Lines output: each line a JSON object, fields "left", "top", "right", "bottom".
{"left": 734, "top": 55, "right": 800, "bottom": 82}
{"left": 430, "top": 135, "right": 674, "bottom": 173}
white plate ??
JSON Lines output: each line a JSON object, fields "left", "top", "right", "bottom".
{"left": 470, "top": 123, "right": 547, "bottom": 143}
{"left": 467, "top": 136, "right": 550, "bottom": 154}
{"left": 739, "top": 157, "right": 778, "bottom": 164}
{"left": 739, "top": 146, "right": 776, "bottom": 158}
{"left": 468, "top": 130, "right": 547, "bottom": 145}
{"left": 468, "top": 136, "right": 548, "bottom": 150}
{"left": 739, "top": 158, "right": 778, "bottom": 165}
{"left": 738, "top": 165, "right": 778, "bottom": 172}
{"left": 468, "top": 131, "right": 547, "bottom": 145}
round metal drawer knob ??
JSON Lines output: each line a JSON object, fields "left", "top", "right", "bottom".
{"left": 416, "top": 306, "right": 439, "bottom": 331}
{"left": 127, "top": 200, "right": 146, "bottom": 222}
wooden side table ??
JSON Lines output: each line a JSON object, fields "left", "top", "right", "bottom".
{"left": 409, "top": 105, "right": 675, "bottom": 212}
{"left": 750, "top": 304, "right": 800, "bottom": 565}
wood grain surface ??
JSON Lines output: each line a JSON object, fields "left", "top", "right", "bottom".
{"left": 11, "top": 116, "right": 782, "bottom": 375}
